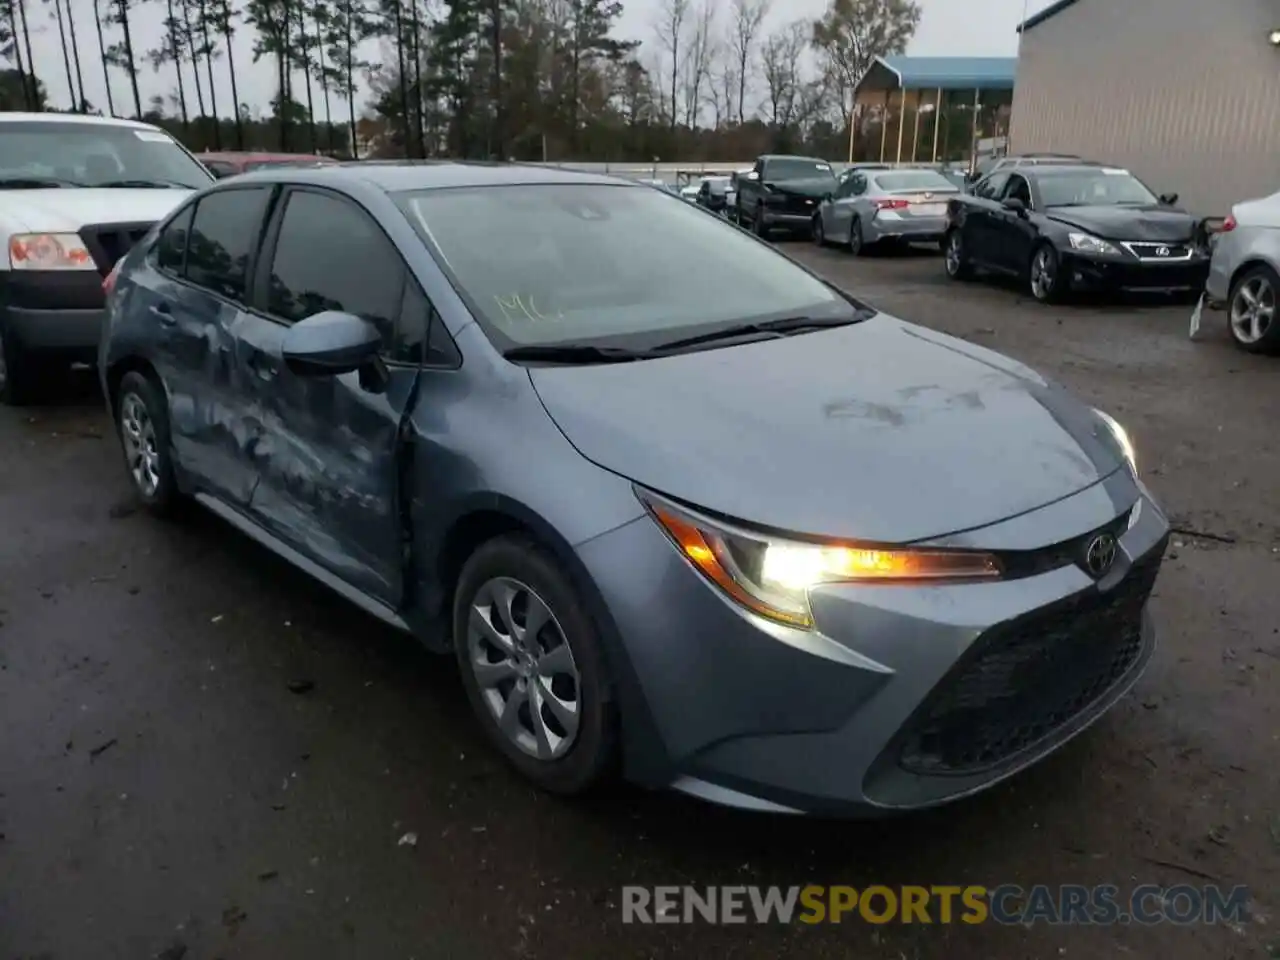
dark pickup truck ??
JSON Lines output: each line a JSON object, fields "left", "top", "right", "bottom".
{"left": 734, "top": 154, "right": 838, "bottom": 240}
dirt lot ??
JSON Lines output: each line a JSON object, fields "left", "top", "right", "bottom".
{"left": 1, "top": 244, "right": 1276, "bottom": 960}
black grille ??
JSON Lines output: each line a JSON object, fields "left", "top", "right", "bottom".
{"left": 78, "top": 222, "right": 155, "bottom": 275}
{"left": 1125, "top": 241, "right": 1191, "bottom": 259}
{"left": 897, "top": 550, "right": 1163, "bottom": 776}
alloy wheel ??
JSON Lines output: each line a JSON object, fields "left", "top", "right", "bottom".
{"left": 848, "top": 219, "right": 862, "bottom": 255}
{"left": 945, "top": 232, "right": 962, "bottom": 275}
{"left": 119, "top": 392, "right": 161, "bottom": 498}
{"left": 1230, "top": 275, "right": 1274, "bottom": 344}
{"left": 467, "top": 576, "right": 581, "bottom": 761}
{"left": 1030, "top": 248, "right": 1055, "bottom": 300}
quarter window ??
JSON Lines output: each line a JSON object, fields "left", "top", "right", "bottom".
{"left": 155, "top": 204, "right": 193, "bottom": 273}
{"left": 975, "top": 172, "right": 1010, "bottom": 200}
{"left": 185, "top": 187, "right": 271, "bottom": 302}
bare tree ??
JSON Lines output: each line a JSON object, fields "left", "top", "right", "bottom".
{"left": 811, "top": 0, "right": 920, "bottom": 132}
{"left": 653, "top": 0, "right": 686, "bottom": 131}
{"left": 727, "top": 0, "right": 765, "bottom": 125}
{"left": 759, "top": 18, "right": 805, "bottom": 127}
{"left": 678, "top": 0, "right": 714, "bottom": 128}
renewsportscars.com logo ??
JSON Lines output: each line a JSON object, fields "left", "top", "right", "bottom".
{"left": 621, "top": 884, "right": 1252, "bottom": 926}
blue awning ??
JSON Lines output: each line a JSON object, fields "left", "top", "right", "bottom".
{"left": 858, "top": 56, "right": 1017, "bottom": 93}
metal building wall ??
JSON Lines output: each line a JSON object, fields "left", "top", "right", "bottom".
{"left": 1008, "top": 0, "right": 1280, "bottom": 216}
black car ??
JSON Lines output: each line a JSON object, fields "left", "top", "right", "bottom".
{"left": 695, "top": 176, "right": 731, "bottom": 215}
{"left": 943, "top": 164, "right": 1211, "bottom": 303}
{"left": 734, "top": 154, "right": 837, "bottom": 240}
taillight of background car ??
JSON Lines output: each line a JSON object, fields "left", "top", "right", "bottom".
{"left": 874, "top": 199, "right": 909, "bottom": 210}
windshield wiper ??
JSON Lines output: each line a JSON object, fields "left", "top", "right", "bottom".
{"left": 95, "top": 178, "right": 191, "bottom": 189}
{"left": 502, "top": 343, "right": 654, "bottom": 364}
{"left": 650, "top": 313, "right": 867, "bottom": 354}
{"left": 0, "top": 176, "right": 84, "bottom": 189}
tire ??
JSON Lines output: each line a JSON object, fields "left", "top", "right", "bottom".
{"left": 114, "top": 370, "right": 183, "bottom": 516}
{"left": 453, "top": 535, "right": 618, "bottom": 796}
{"left": 1227, "top": 264, "right": 1280, "bottom": 354}
{"left": 848, "top": 216, "right": 865, "bottom": 256}
{"left": 753, "top": 209, "right": 770, "bottom": 240}
{"left": 0, "top": 325, "right": 44, "bottom": 406}
{"left": 943, "top": 228, "right": 973, "bottom": 280}
{"left": 1028, "top": 242, "right": 1068, "bottom": 303}
{"left": 812, "top": 213, "right": 826, "bottom": 247}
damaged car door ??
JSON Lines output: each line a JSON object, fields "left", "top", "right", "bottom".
{"left": 233, "top": 186, "right": 424, "bottom": 605}
{"left": 141, "top": 185, "right": 275, "bottom": 507}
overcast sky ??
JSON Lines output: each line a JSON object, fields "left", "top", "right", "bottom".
{"left": 17, "top": 0, "right": 1055, "bottom": 120}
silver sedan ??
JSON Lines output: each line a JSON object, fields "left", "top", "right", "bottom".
{"left": 814, "top": 168, "right": 961, "bottom": 256}
{"left": 1203, "top": 188, "right": 1280, "bottom": 353}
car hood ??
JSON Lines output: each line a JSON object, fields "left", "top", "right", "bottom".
{"left": 0, "top": 188, "right": 195, "bottom": 234}
{"left": 766, "top": 177, "right": 837, "bottom": 199}
{"left": 1045, "top": 204, "right": 1196, "bottom": 242}
{"left": 528, "top": 317, "right": 1125, "bottom": 542}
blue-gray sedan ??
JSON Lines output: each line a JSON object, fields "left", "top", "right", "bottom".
{"left": 98, "top": 162, "right": 1170, "bottom": 816}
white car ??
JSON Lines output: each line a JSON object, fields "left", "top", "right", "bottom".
{"left": 0, "top": 112, "right": 214, "bottom": 404}
{"left": 1202, "top": 189, "right": 1280, "bottom": 353}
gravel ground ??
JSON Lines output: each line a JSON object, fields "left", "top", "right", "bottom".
{"left": 0, "top": 242, "right": 1276, "bottom": 960}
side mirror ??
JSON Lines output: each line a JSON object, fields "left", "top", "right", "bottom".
{"left": 281, "top": 310, "right": 383, "bottom": 378}
{"left": 1002, "top": 197, "right": 1027, "bottom": 215}
{"left": 1159, "top": 192, "right": 1178, "bottom": 205}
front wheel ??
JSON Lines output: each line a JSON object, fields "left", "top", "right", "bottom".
{"left": 1028, "top": 243, "right": 1068, "bottom": 303}
{"left": 848, "top": 217, "right": 865, "bottom": 256}
{"left": 812, "top": 213, "right": 826, "bottom": 246}
{"left": 753, "top": 209, "right": 771, "bottom": 240}
{"left": 1227, "top": 264, "right": 1280, "bottom": 353}
{"left": 453, "top": 535, "right": 618, "bottom": 796}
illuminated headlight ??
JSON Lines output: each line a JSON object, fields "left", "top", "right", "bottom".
{"left": 1093, "top": 407, "right": 1137, "bottom": 473}
{"left": 1068, "top": 232, "right": 1119, "bottom": 255}
{"left": 639, "top": 492, "right": 1002, "bottom": 629}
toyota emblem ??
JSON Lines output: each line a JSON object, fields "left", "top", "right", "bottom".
{"left": 1155, "top": 245, "right": 1170, "bottom": 256}
{"left": 1084, "top": 533, "right": 1118, "bottom": 577}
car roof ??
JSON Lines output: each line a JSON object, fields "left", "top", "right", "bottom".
{"left": 1023, "top": 164, "right": 1127, "bottom": 178}
{"left": 222, "top": 160, "right": 637, "bottom": 192}
{"left": 0, "top": 111, "right": 163, "bottom": 131}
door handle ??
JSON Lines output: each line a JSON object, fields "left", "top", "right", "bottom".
{"left": 149, "top": 303, "right": 176, "bottom": 326}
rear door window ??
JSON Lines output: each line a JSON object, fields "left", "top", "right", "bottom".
{"left": 184, "top": 187, "right": 272, "bottom": 302}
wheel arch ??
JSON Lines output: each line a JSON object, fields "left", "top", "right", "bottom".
{"left": 105, "top": 355, "right": 163, "bottom": 418}
{"left": 428, "top": 494, "right": 669, "bottom": 785}
{"left": 1228, "top": 257, "right": 1280, "bottom": 297}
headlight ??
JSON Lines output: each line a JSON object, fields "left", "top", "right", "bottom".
{"left": 9, "top": 232, "right": 96, "bottom": 270}
{"left": 1067, "top": 232, "right": 1119, "bottom": 255}
{"left": 640, "top": 493, "right": 1002, "bottom": 629}
{"left": 1093, "top": 408, "right": 1136, "bottom": 473}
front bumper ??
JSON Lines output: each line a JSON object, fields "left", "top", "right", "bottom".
{"left": 761, "top": 210, "right": 817, "bottom": 231}
{"left": 1064, "top": 250, "right": 1211, "bottom": 293}
{"left": 578, "top": 468, "right": 1170, "bottom": 816}
{"left": 0, "top": 270, "right": 105, "bottom": 358}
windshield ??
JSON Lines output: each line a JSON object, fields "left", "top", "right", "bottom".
{"left": 0, "top": 121, "right": 213, "bottom": 188}
{"left": 397, "top": 183, "right": 847, "bottom": 348}
{"left": 871, "top": 171, "right": 956, "bottom": 192}
{"left": 1037, "top": 169, "right": 1159, "bottom": 207}
{"left": 767, "top": 159, "right": 834, "bottom": 181}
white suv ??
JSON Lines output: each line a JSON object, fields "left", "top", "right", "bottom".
{"left": 0, "top": 112, "right": 213, "bottom": 404}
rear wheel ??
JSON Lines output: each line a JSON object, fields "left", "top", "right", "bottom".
{"left": 944, "top": 228, "right": 972, "bottom": 280}
{"left": 114, "top": 371, "right": 183, "bottom": 516}
{"left": 848, "top": 217, "right": 865, "bottom": 256}
{"left": 453, "top": 535, "right": 618, "bottom": 795}
{"left": 1228, "top": 264, "right": 1280, "bottom": 353}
